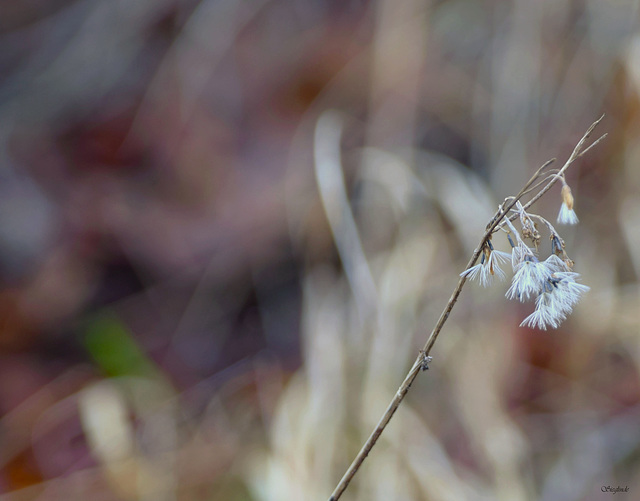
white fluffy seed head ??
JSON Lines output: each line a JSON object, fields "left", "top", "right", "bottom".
{"left": 519, "top": 272, "right": 590, "bottom": 330}
{"left": 557, "top": 202, "right": 579, "bottom": 225}
{"left": 461, "top": 249, "right": 512, "bottom": 287}
{"left": 506, "top": 257, "right": 551, "bottom": 302}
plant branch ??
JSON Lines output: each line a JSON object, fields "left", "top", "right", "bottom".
{"left": 327, "top": 116, "right": 605, "bottom": 501}
{"left": 494, "top": 115, "right": 606, "bottom": 232}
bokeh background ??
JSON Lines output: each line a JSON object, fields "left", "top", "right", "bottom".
{"left": 0, "top": 1, "right": 639, "bottom": 500}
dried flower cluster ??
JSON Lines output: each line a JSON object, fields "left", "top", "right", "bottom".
{"left": 461, "top": 186, "right": 589, "bottom": 330}
{"left": 328, "top": 118, "right": 605, "bottom": 501}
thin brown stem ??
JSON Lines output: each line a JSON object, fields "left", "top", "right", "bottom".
{"left": 327, "top": 117, "right": 605, "bottom": 501}
{"left": 494, "top": 116, "right": 606, "bottom": 233}
{"left": 520, "top": 172, "right": 563, "bottom": 198}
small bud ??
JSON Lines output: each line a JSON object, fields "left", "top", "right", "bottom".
{"left": 557, "top": 184, "right": 579, "bottom": 225}
{"left": 561, "top": 184, "right": 574, "bottom": 210}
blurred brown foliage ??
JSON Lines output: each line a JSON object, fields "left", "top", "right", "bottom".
{"left": 0, "top": 0, "right": 639, "bottom": 500}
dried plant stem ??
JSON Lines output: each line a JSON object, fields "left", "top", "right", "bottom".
{"left": 496, "top": 115, "right": 606, "bottom": 232}
{"left": 327, "top": 117, "right": 605, "bottom": 501}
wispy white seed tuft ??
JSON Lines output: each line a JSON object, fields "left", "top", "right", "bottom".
{"left": 543, "top": 255, "right": 571, "bottom": 272}
{"left": 520, "top": 303, "right": 562, "bottom": 330}
{"left": 461, "top": 249, "right": 512, "bottom": 287}
{"left": 519, "top": 272, "right": 590, "bottom": 330}
{"left": 557, "top": 202, "right": 579, "bottom": 225}
{"left": 506, "top": 256, "right": 551, "bottom": 301}
{"left": 511, "top": 242, "right": 535, "bottom": 271}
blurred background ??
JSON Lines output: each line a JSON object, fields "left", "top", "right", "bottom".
{"left": 0, "top": 0, "right": 639, "bottom": 500}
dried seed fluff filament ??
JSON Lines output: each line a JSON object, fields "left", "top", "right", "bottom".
{"left": 561, "top": 184, "right": 574, "bottom": 211}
